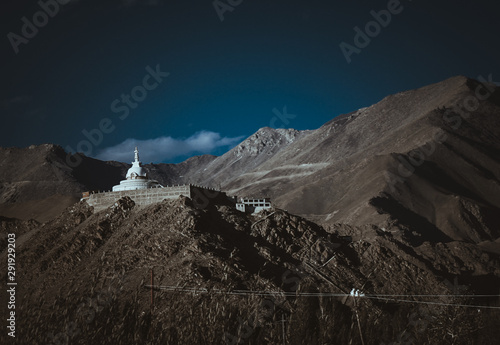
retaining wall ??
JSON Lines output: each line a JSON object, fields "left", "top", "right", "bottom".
{"left": 82, "top": 185, "right": 229, "bottom": 212}
{"left": 82, "top": 185, "right": 206, "bottom": 212}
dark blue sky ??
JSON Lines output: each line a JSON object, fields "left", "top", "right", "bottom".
{"left": 1, "top": 0, "right": 499, "bottom": 163}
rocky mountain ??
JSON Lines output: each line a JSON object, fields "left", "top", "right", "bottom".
{"left": 0, "top": 144, "right": 128, "bottom": 222}
{"left": 218, "top": 76, "right": 500, "bottom": 251}
{"left": 2, "top": 76, "right": 500, "bottom": 249}
{"left": 184, "top": 127, "right": 310, "bottom": 188}
{"left": 1, "top": 75, "right": 500, "bottom": 344}
{"left": 2, "top": 77, "right": 500, "bottom": 253}
{"left": 0, "top": 128, "right": 306, "bottom": 222}
{"left": 1, "top": 197, "right": 498, "bottom": 344}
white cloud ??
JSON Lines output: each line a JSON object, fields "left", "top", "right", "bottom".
{"left": 95, "top": 131, "right": 244, "bottom": 163}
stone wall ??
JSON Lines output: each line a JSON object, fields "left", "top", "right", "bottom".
{"left": 82, "top": 185, "right": 230, "bottom": 212}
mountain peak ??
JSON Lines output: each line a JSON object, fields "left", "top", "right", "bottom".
{"left": 234, "top": 127, "right": 308, "bottom": 158}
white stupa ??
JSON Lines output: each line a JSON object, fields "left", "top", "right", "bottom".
{"left": 112, "top": 147, "right": 162, "bottom": 191}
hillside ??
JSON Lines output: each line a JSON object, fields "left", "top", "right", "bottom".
{"left": 1, "top": 197, "right": 498, "bottom": 344}
{"left": 217, "top": 76, "right": 500, "bottom": 251}
{"left": 0, "top": 145, "right": 216, "bottom": 222}
{"left": 2, "top": 76, "right": 499, "bottom": 249}
{"left": 186, "top": 127, "right": 311, "bottom": 188}
{"left": 1, "top": 76, "right": 500, "bottom": 344}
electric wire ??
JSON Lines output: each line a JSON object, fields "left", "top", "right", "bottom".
{"left": 143, "top": 285, "right": 500, "bottom": 310}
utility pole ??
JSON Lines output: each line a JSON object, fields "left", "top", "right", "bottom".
{"left": 281, "top": 313, "right": 286, "bottom": 345}
{"left": 151, "top": 268, "right": 154, "bottom": 310}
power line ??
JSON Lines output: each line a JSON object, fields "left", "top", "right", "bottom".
{"left": 363, "top": 296, "right": 500, "bottom": 310}
{"left": 355, "top": 294, "right": 500, "bottom": 298}
{"left": 143, "top": 285, "right": 500, "bottom": 310}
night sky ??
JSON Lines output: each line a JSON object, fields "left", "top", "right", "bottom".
{"left": 1, "top": 0, "right": 499, "bottom": 163}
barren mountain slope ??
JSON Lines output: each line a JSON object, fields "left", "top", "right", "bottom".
{"left": 221, "top": 75, "right": 475, "bottom": 195}
{"left": 1, "top": 197, "right": 498, "bottom": 344}
{"left": 2, "top": 76, "right": 499, "bottom": 248}
{"left": 143, "top": 154, "right": 218, "bottom": 186}
{"left": 0, "top": 144, "right": 130, "bottom": 221}
{"left": 0, "top": 144, "right": 84, "bottom": 222}
{"left": 2, "top": 74, "right": 500, "bottom": 344}
{"left": 220, "top": 76, "right": 500, "bottom": 248}
{"left": 182, "top": 127, "right": 311, "bottom": 188}
{"left": 0, "top": 145, "right": 217, "bottom": 222}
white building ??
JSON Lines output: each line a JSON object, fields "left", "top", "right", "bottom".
{"left": 236, "top": 197, "right": 272, "bottom": 213}
{"left": 112, "top": 147, "right": 163, "bottom": 191}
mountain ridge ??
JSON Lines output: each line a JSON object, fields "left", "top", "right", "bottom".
{"left": 2, "top": 75, "right": 500, "bottom": 343}
{"left": 1, "top": 76, "right": 499, "bottom": 251}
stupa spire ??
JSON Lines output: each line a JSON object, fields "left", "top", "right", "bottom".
{"left": 134, "top": 146, "right": 140, "bottom": 163}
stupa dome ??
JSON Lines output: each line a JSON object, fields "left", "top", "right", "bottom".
{"left": 126, "top": 147, "right": 148, "bottom": 179}
{"left": 112, "top": 147, "right": 162, "bottom": 191}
